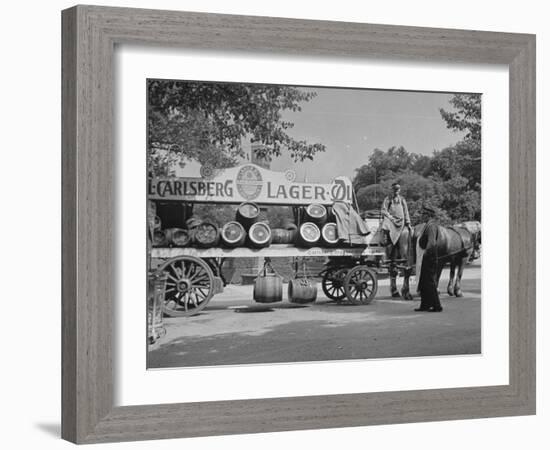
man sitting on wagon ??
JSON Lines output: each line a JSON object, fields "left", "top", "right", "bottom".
{"left": 380, "top": 182, "right": 411, "bottom": 246}
{"left": 380, "top": 182, "right": 414, "bottom": 299}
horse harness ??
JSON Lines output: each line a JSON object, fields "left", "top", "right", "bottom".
{"left": 418, "top": 223, "right": 473, "bottom": 262}
{"left": 439, "top": 226, "right": 474, "bottom": 260}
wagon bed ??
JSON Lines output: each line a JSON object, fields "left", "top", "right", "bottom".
{"left": 151, "top": 243, "right": 385, "bottom": 259}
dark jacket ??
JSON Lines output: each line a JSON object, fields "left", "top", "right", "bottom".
{"left": 418, "top": 219, "right": 439, "bottom": 259}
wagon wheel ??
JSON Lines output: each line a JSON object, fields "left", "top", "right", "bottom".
{"left": 321, "top": 268, "right": 347, "bottom": 302}
{"left": 157, "top": 256, "right": 215, "bottom": 317}
{"left": 344, "top": 265, "right": 378, "bottom": 305}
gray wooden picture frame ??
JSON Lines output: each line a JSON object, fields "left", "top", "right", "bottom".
{"left": 61, "top": 5, "right": 536, "bottom": 444}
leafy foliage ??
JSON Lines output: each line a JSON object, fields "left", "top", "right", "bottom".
{"left": 355, "top": 184, "right": 384, "bottom": 211}
{"left": 439, "top": 94, "right": 481, "bottom": 142}
{"left": 353, "top": 94, "right": 482, "bottom": 224}
{"left": 353, "top": 146, "right": 432, "bottom": 190}
{"left": 438, "top": 176, "right": 481, "bottom": 221}
{"left": 428, "top": 140, "right": 481, "bottom": 190}
{"left": 353, "top": 147, "right": 481, "bottom": 224}
{"left": 148, "top": 80, "right": 326, "bottom": 176}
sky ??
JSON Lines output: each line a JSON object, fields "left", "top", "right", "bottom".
{"left": 265, "top": 87, "right": 466, "bottom": 182}
{"left": 175, "top": 85, "right": 468, "bottom": 181}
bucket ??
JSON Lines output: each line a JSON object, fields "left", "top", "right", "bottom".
{"left": 288, "top": 277, "right": 318, "bottom": 304}
{"left": 253, "top": 267, "right": 283, "bottom": 303}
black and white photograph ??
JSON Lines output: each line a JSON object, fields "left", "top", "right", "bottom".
{"left": 146, "top": 79, "right": 482, "bottom": 368}
{"left": 1, "top": 0, "right": 545, "bottom": 447}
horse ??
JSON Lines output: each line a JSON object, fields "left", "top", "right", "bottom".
{"left": 456, "top": 221, "right": 482, "bottom": 262}
{"left": 380, "top": 219, "right": 480, "bottom": 300}
{"left": 413, "top": 223, "right": 477, "bottom": 297}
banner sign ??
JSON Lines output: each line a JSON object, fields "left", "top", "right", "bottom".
{"left": 148, "top": 164, "right": 353, "bottom": 205}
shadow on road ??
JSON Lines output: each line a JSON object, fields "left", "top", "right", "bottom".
{"left": 233, "top": 306, "right": 274, "bottom": 313}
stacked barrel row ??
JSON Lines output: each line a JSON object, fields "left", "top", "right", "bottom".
{"left": 295, "top": 204, "right": 339, "bottom": 248}
{"left": 150, "top": 202, "right": 340, "bottom": 248}
{"left": 150, "top": 217, "right": 220, "bottom": 248}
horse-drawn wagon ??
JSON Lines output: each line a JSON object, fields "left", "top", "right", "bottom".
{"left": 148, "top": 163, "right": 388, "bottom": 318}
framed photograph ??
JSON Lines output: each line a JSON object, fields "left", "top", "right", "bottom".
{"left": 62, "top": 5, "right": 535, "bottom": 444}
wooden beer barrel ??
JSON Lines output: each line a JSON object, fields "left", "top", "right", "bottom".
{"left": 186, "top": 216, "right": 202, "bottom": 230}
{"left": 321, "top": 222, "right": 339, "bottom": 247}
{"left": 305, "top": 204, "right": 328, "bottom": 226}
{"left": 296, "top": 222, "right": 321, "bottom": 247}
{"left": 192, "top": 222, "right": 220, "bottom": 248}
{"left": 220, "top": 221, "right": 246, "bottom": 248}
{"left": 271, "top": 228, "right": 296, "bottom": 244}
{"left": 248, "top": 222, "right": 272, "bottom": 248}
{"left": 152, "top": 216, "right": 162, "bottom": 230}
{"left": 281, "top": 219, "right": 298, "bottom": 231}
{"left": 288, "top": 278, "right": 318, "bottom": 304}
{"left": 253, "top": 272, "right": 283, "bottom": 303}
{"left": 236, "top": 202, "right": 260, "bottom": 229}
{"left": 165, "top": 228, "right": 191, "bottom": 247}
{"left": 152, "top": 229, "right": 168, "bottom": 247}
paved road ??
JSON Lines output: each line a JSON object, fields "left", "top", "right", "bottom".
{"left": 148, "top": 263, "right": 481, "bottom": 368}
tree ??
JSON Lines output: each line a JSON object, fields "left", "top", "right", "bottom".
{"left": 410, "top": 154, "right": 432, "bottom": 177}
{"left": 352, "top": 146, "right": 436, "bottom": 191}
{"left": 439, "top": 94, "right": 481, "bottom": 142}
{"left": 412, "top": 203, "right": 452, "bottom": 226}
{"left": 148, "top": 80, "right": 326, "bottom": 176}
{"left": 352, "top": 144, "right": 481, "bottom": 223}
{"left": 437, "top": 93, "right": 482, "bottom": 193}
{"left": 353, "top": 165, "right": 378, "bottom": 191}
{"left": 356, "top": 170, "right": 436, "bottom": 212}
{"left": 352, "top": 146, "right": 419, "bottom": 190}
{"left": 428, "top": 141, "right": 481, "bottom": 189}
{"left": 438, "top": 176, "right": 481, "bottom": 221}
{"left": 355, "top": 184, "right": 384, "bottom": 211}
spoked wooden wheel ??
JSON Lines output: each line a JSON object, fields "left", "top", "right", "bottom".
{"left": 344, "top": 265, "right": 378, "bottom": 305}
{"left": 321, "top": 268, "right": 347, "bottom": 302}
{"left": 157, "top": 256, "right": 215, "bottom": 317}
